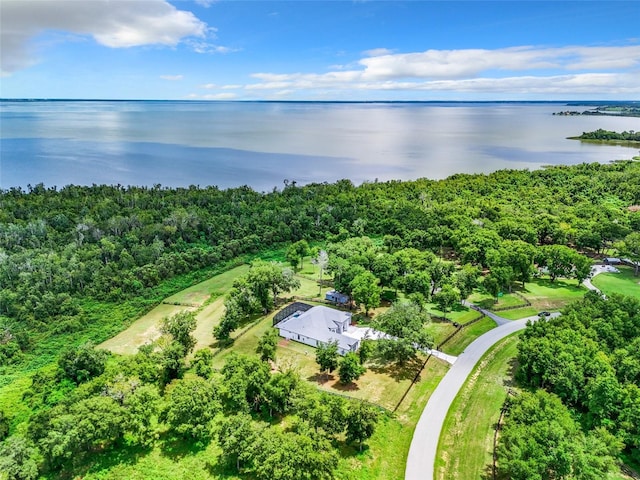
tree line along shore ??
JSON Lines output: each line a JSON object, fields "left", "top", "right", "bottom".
{"left": 1, "top": 160, "right": 639, "bottom": 479}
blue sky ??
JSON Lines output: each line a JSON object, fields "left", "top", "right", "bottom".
{"left": 1, "top": 0, "right": 639, "bottom": 100}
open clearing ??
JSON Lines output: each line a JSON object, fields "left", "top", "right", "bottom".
{"left": 518, "top": 277, "right": 586, "bottom": 310}
{"left": 434, "top": 333, "right": 519, "bottom": 480}
{"left": 99, "top": 263, "right": 327, "bottom": 356}
{"left": 592, "top": 265, "right": 640, "bottom": 299}
{"left": 98, "top": 303, "right": 197, "bottom": 355}
{"left": 100, "top": 264, "right": 249, "bottom": 355}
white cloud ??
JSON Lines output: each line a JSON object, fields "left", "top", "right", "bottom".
{"left": 242, "top": 45, "right": 640, "bottom": 97}
{"left": 160, "top": 74, "right": 183, "bottom": 81}
{"left": 363, "top": 48, "right": 395, "bottom": 57}
{"left": 0, "top": 0, "right": 208, "bottom": 75}
{"left": 187, "top": 92, "right": 238, "bottom": 100}
{"left": 187, "top": 40, "right": 238, "bottom": 54}
{"left": 357, "top": 45, "right": 640, "bottom": 81}
{"left": 194, "top": 0, "right": 217, "bottom": 7}
{"left": 199, "top": 83, "right": 217, "bottom": 89}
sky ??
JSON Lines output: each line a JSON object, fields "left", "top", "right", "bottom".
{"left": 1, "top": 0, "right": 640, "bottom": 101}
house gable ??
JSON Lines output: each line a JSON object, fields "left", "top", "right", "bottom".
{"left": 276, "top": 305, "right": 359, "bottom": 354}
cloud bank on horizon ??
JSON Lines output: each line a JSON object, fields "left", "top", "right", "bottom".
{"left": 1, "top": 0, "right": 639, "bottom": 100}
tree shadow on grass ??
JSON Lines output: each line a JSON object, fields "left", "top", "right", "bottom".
{"left": 335, "top": 441, "right": 371, "bottom": 459}
{"left": 204, "top": 457, "right": 241, "bottom": 478}
{"left": 368, "top": 357, "right": 423, "bottom": 382}
{"left": 481, "top": 461, "right": 495, "bottom": 480}
{"left": 451, "top": 302, "right": 470, "bottom": 313}
{"left": 159, "top": 434, "right": 209, "bottom": 460}
{"left": 69, "top": 443, "right": 152, "bottom": 478}
{"left": 332, "top": 381, "right": 360, "bottom": 392}
{"left": 307, "top": 372, "right": 335, "bottom": 384}
{"left": 503, "top": 357, "right": 520, "bottom": 388}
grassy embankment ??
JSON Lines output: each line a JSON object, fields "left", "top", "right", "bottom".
{"left": 435, "top": 332, "right": 520, "bottom": 480}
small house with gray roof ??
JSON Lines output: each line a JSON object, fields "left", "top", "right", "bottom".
{"left": 275, "top": 304, "right": 359, "bottom": 355}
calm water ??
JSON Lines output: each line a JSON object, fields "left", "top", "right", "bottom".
{"left": 1, "top": 100, "right": 639, "bottom": 191}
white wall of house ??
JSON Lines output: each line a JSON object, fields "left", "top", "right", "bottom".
{"left": 278, "top": 328, "right": 318, "bottom": 348}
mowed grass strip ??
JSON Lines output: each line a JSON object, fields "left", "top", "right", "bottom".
{"left": 518, "top": 277, "right": 586, "bottom": 310}
{"left": 434, "top": 333, "right": 520, "bottom": 480}
{"left": 164, "top": 264, "right": 250, "bottom": 306}
{"left": 591, "top": 266, "right": 640, "bottom": 299}
{"left": 98, "top": 303, "right": 197, "bottom": 355}
{"left": 496, "top": 306, "right": 539, "bottom": 320}
{"left": 439, "top": 316, "right": 496, "bottom": 356}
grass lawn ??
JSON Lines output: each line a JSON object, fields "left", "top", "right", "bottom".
{"left": 98, "top": 303, "right": 197, "bottom": 355}
{"left": 496, "top": 306, "right": 539, "bottom": 320}
{"left": 336, "top": 360, "right": 450, "bottom": 480}
{"left": 434, "top": 332, "right": 520, "bottom": 480}
{"left": 592, "top": 266, "right": 640, "bottom": 299}
{"left": 516, "top": 277, "right": 587, "bottom": 310}
{"left": 426, "top": 302, "right": 483, "bottom": 324}
{"left": 425, "top": 320, "right": 458, "bottom": 347}
{"left": 439, "top": 317, "right": 497, "bottom": 356}
{"left": 164, "top": 264, "right": 250, "bottom": 306}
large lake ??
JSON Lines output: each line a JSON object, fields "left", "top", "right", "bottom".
{"left": 1, "top": 100, "right": 639, "bottom": 191}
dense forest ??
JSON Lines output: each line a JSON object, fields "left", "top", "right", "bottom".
{"left": 498, "top": 292, "right": 640, "bottom": 478}
{"left": 1, "top": 160, "right": 640, "bottom": 478}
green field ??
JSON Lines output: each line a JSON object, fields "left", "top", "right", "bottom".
{"left": 164, "top": 264, "right": 250, "bottom": 305}
{"left": 435, "top": 333, "right": 520, "bottom": 480}
{"left": 518, "top": 277, "right": 587, "bottom": 310}
{"left": 98, "top": 302, "right": 198, "bottom": 355}
{"left": 99, "top": 264, "right": 324, "bottom": 356}
{"left": 426, "top": 302, "right": 484, "bottom": 324}
{"left": 99, "top": 265, "right": 250, "bottom": 355}
{"left": 439, "top": 317, "right": 497, "bottom": 356}
{"left": 470, "top": 277, "right": 587, "bottom": 313}
{"left": 495, "top": 306, "right": 538, "bottom": 320}
{"left": 592, "top": 266, "right": 640, "bottom": 299}
{"left": 425, "top": 320, "right": 458, "bottom": 347}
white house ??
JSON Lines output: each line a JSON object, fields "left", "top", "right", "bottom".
{"left": 276, "top": 305, "right": 359, "bottom": 355}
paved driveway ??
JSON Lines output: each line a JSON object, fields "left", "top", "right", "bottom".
{"left": 405, "top": 313, "right": 551, "bottom": 480}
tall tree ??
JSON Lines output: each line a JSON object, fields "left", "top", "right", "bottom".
{"left": 256, "top": 328, "right": 279, "bottom": 363}
{"left": 161, "top": 377, "right": 220, "bottom": 442}
{"left": 372, "top": 300, "right": 433, "bottom": 364}
{"left": 616, "top": 232, "right": 640, "bottom": 276}
{"left": 315, "top": 340, "right": 339, "bottom": 380}
{"left": 161, "top": 310, "right": 197, "bottom": 354}
{"left": 338, "top": 352, "right": 366, "bottom": 384}
{"left": 58, "top": 342, "right": 108, "bottom": 384}
{"left": 433, "top": 284, "right": 461, "bottom": 320}
{"left": 350, "top": 271, "right": 381, "bottom": 316}
{"left": 345, "top": 401, "right": 380, "bottom": 451}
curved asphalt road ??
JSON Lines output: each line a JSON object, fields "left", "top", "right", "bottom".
{"left": 405, "top": 313, "right": 552, "bottom": 480}
{"left": 406, "top": 265, "right": 614, "bottom": 479}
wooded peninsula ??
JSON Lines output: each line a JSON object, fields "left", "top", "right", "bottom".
{"left": 1, "top": 160, "right": 639, "bottom": 480}
{"left": 569, "top": 128, "right": 640, "bottom": 145}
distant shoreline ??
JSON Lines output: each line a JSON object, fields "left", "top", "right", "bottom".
{"left": 2, "top": 98, "right": 639, "bottom": 106}
{"left": 553, "top": 103, "right": 640, "bottom": 118}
